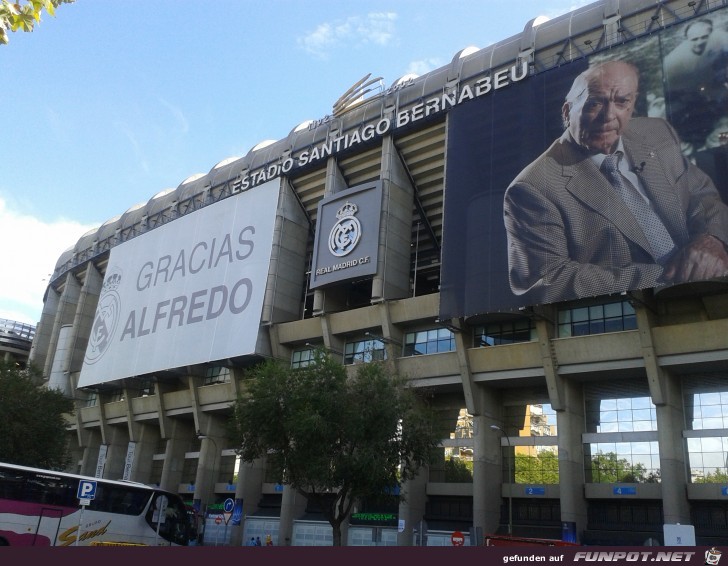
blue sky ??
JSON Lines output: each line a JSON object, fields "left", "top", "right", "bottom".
{"left": 0, "top": 0, "right": 585, "bottom": 325}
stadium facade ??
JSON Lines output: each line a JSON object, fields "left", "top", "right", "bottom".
{"left": 30, "top": 0, "right": 728, "bottom": 546}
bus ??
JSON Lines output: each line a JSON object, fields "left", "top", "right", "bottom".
{"left": 0, "top": 462, "right": 192, "bottom": 546}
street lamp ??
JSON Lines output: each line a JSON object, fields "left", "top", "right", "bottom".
{"left": 490, "top": 424, "right": 513, "bottom": 536}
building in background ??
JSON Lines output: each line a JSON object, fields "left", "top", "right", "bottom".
{"left": 29, "top": 0, "right": 728, "bottom": 546}
{"left": 0, "top": 318, "right": 35, "bottom": 367}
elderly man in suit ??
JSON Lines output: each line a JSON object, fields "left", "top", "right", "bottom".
{"left": 503, "top": 60, "right": 728, "bottom": 305}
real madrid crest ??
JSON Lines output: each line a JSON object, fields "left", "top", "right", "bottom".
{"left": 328, "top": 201, "right": 362, "bottom": 257}
{"left": 85, "top": 267, "right": 122, "bottom": 364}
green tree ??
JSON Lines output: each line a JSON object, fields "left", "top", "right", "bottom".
{"left": 443, "top": 457, "right": 473, "bottom": 482}
{"left": 694, "top": 469, "right": 728, "bottom": 484}
{"left": 227, "top": 352, "right": 440, "bottom": 546}
{"left": 589, "top": 451, "right": 648, "bottom": 483}
{"left": 0, "top": 361, "right": 74, "bottom": 469}
{"left": 515, "top": 449, "right": 560, "bottom": 484}
{"left": 1, "top": 0, "right": 74, "bottom": 45}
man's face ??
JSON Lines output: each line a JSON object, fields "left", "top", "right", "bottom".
{"left": 564, "top": 62, "right": 638, "bottom": 155}
{"left": 686, "top": 22, "right": 712, "bottom": 55}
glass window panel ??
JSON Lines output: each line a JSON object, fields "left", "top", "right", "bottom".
{"left": 590, "top": 321, "right": 605, "bottom": 334}
{"left": 623, "top": 315, "right": 637, "bottom": 330}
{"left": 572, "top": 307, "right": 589, "bottom": 322}
{"left": 573, "top": 321, "right": 590, "bottom": 336}
{"left": 633, "top": 420, "right": 654, "bottom": 432}
{"left": 701, "top": 392, "right": 722, "bottom": 405}
{"left": 704, "top": 417, "right": 724, "bottom": 428}
{"left": 589, "top": 305, "right": 604, "bottom": 319}
{"left": 603, "top": 302, "right": 622, "bottom": 318}
{"left": 617, "top": 410, "right": 633, "bottom": 422}
{"left": 702, "top": 405, "right": 723, "bottom": 417}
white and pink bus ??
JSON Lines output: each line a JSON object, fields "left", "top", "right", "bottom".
{"left": 0, "top": 462, "right": 193, "bottom": 546}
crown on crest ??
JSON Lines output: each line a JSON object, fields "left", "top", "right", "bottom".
{"left": 336, "top": 201, "right": 358, "bottom": 219}
{"left": 103, "top": 272, "right": 122, "bottom": 292}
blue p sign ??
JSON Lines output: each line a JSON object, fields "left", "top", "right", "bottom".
{"left": 77, "top": 480, "right": 97, "bottom": 500}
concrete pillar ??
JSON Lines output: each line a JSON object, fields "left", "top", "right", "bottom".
{"left": 472, "top": 413, "right": 503, "bottom": 536}
{"left": 231, "top": 457, "right": 266, "bottom": 546}
{"left": 655, "top": 371, "right": 690, "bottom": 524}
{"left": 556, "top": 378, "right": 587, "bottom": 542}
{"left": 396, "top": 466, "right": 428, "bottom": 546}
{"left": 278, "top": 485, "right": 307, "bottom": 546}
{"left": 193, "top": 435, "right": 222, "bottom": 512}
{"left": 161, "top": 432, "right": 189, "bottom": 492}
{"left": 101, "top": 426, "right": 130, "bottom": 480}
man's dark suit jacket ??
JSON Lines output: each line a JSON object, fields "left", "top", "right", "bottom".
{"left": 503, "top": 117, "right": 728, "bottom": 304}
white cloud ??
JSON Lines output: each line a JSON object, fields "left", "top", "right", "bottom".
{"left": 406, "top": 58, "right": 445, "bottom": 76}
{"left": 0, "top": 196, "right": 97, "bottom": 326}
{"left": 298, "top": 12, "right": 398, "bottom": 59}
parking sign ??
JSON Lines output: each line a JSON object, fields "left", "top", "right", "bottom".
{"left": 77, "top": 479, "right": 97, "bottom": 501}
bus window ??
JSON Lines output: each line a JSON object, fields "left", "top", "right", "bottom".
{"left": 145, "top": 493, "right": 190, "bottom": 546}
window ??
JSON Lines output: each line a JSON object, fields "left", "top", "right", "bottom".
{"left": 501, "top": 403, "right": 559, "bottom": 484}
{"left": 684, "top": 375, "right": 728, "bottom": 483}
{"left": 84, "top": 391, "right": 98, "bottom": 408}
{"left": 558, "top": 299, "right": 636, "bottom": 337}
{"left": 138, "top": 378, "right": 155, "bottom": 397}
{"left": 474, "top": 318, "right": 535, "bottom": 346}
{"left": 585, "top": 441, "right": 661, "bottom": 483}
{"left": 203, "top": 366, "right": 230, "bottom": 385}
{"left": 505, "top": 403, "right": 558, "bottom": 437}
{"left": 586, "top": 396, "right": 657, "bottom": 433}
{"left": 344, "top": 339, "right": 386, "bottom": 365}
{"left": 404, "top": 328, "right": 455, "bottom": 356}
{"left": 291, "top": 348, "right": 316, "bottom": 368}
{"left": 108, "top": 389, "right": 124, "bottom": 403}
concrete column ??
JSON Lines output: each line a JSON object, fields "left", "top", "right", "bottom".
{"left": 160, "top": 426, "right": 191, "bottom": 492}
{"left": 556, "top": 378, "right": 587, "bottom": 542}
{"left": 193, "top": 435, "right": 222, "bottom": 511}
{"left": 655, "top": 371, "right": 690, "bottom": 524}
{"left": 101, "top": 426, "right": 130, "bottom": 480}
{"left": 278, "top": 485, "right": 307, "bottom": 546}
{"left": 126, "top": 425, "right": 159, "bottom": 485}
{"left": 231, "top": 457, "right": 266, "bottom": 546}
{"left": 472, "top": 413, "right": 503, "bottom": 536}
{"left": 396, "top": 466, "right": 428, "bottom": 546}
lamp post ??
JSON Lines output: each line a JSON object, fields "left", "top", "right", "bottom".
{"left": 490, "top": 424, "right": 513, "bottom": 536}
{"left": 196, "top": 432, "right": 220, "bottom": 545}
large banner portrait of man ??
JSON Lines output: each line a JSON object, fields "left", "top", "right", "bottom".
{"left": 440, "top": 17, "right": 728, "bottom": 321}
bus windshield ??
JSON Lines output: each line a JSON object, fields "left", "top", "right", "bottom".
{"left": 0, "top": 462, "right": 191, "bottom": 546}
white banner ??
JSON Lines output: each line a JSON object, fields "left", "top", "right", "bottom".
{"left": 122, "top": 441, "right": 136, "bottom": 481}
{"left": 78, "top": 180, "right": 279, "bottom": 387}
{"left": 95, "top": 444, "right": 108, "bottom": 478}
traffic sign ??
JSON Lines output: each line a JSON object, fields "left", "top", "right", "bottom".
{"left": 451, "top": 530, "right": 465, "bottom": 546}
{"left": 223, "top": 497, "right": 234, "bottom": 524}
{"left": 77, "top": 480, "right": 97, "bottom": 500}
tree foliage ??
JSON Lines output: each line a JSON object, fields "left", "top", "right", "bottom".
{"left": 589, "top": 451, "right": 650, "bottom": 483}
{"left": 515, "top": 449, "right": 560, "bottom": 484}
{"left": 227, "top": 352, "right": 440, "bottom": 546}
{"left": 0, "top": 0, "right": 74, "bottom": 45}
{"left": 0, "top": 361, "right": 74, "bottom": 469}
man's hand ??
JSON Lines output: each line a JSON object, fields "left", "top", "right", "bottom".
{"left": 662, "top": 234, "right": 728, "bottom": 283}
